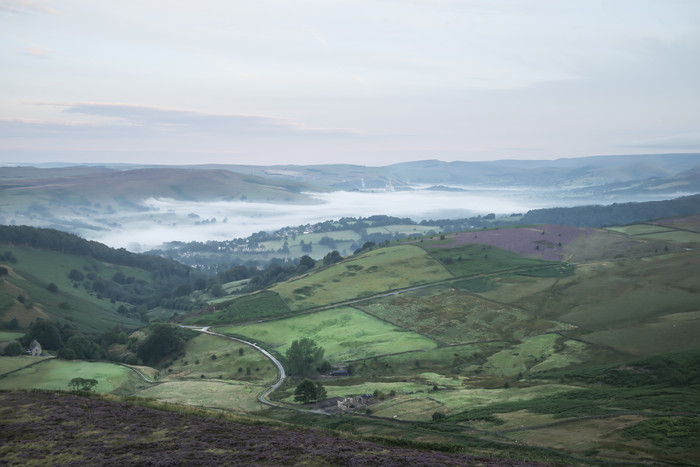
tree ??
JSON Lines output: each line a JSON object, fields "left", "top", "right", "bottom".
{"left": 25, "top": 320, "right": 62, "bottom": 349}
{"left": 3, "top": 341, "right": 22, "bottom": 356}
{"left": 68, "top": 269, "right": 84, "bottom": 282}
{"left": 322, "top": 250, "right": 343, "bottom": 266}
{"left": 68, "top": 377, "right": 98, "bottom": 392}
{"left": 285, "top": 338, "right": 325, "bottom": 378}
{"left": 137, "top": 325, "right": 185, "bottom": 365}
{"left": 294, "top": 379, "right": 323, "bottom": 403}
{"left": 298, "top": 255, "right": 315, "bottom": 270}
{"left": 315, "top": 382, "right": 327, "bottom": 400}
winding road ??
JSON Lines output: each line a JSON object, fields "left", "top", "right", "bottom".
{"left": 178, "top": 325, "right": 286, "bottom": 407}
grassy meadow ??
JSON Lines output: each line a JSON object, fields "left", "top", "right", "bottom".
{"left": 133, "top": 380, "right": 265, "bottom": 412}
{"left": 186, "top": 290, "right": 291, "bottom": 325}
{"left": 160, "top": 333, "right": 278, "bottom": 384}
{"left": 272, "top": 245, "right": 452, "bottom": 310}
{"left": 216, "top": 307, "right": 438, "bottom": 362}
{"left": 0, "top": 331, "right": 24, "bottom": 342}
{"left": 2, "top": 219, "right": 699, "bottom": 465}
{"left": 0, "top": 358, "right": 145, "bottom": 394}
{"left": 0, "top": 355, "right": 53, "bottom": 374}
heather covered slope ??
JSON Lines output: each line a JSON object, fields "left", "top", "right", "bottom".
{"left": 0, "top": 391, "right": 546, "bottom": 466}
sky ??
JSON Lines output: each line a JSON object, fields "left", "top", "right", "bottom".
{"left": 1, "top": 0, "right": 699, "bottom": 167}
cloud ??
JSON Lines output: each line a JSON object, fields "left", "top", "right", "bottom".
{"left": 21, "top": 46, "right": 51, "bottom": 58}
{"left": 0, "top": 0, "right": 56, "bottom": 14}
{"left": 1, "top": 103, "right": 359, "bottom": 144}
{"left": 56, "top": 102, "right": 358, "bottom": 137}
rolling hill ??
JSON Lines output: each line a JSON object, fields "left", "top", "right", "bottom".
{"left": 182, "top": 215, "right": 700, "bottom": 464}
{"left": 2, "top": 213, "right": 700, "bottom": 464}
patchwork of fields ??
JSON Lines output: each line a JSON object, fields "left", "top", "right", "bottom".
{"left": 217, "top": 307, "right": 438, "bottom": 362}
{"left": 3, "top": 218, "right": 700, "bottom": 465}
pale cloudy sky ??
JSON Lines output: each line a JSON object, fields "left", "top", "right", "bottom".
{"left": 1, "top": 0, "right": 699, "bottom": 166}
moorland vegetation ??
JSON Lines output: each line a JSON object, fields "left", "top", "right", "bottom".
{"left": 2, "top": 196, "right": 700, "bottom": 465}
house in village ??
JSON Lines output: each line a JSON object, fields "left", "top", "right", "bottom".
{"left": 29, "top": 340, "right": 42, "bottom": 356}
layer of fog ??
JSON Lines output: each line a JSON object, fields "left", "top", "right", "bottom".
{"left": 78, "top": 188, "right": 684, "bottom": 252}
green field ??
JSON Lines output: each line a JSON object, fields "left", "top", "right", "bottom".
{"left": 358, "top": 285, "right": 571, "bottom": 345}
{"left": 0, "top": 355, "right": 52, "bottom": 375}
{"left": 478, "top": 334, "right": 594, "bottom": 377}
{"left": 272, "top": 245, "right": 452, "bottom": 310}
{"left": 511, "top": 251, "right": 700, "bottom": 334}
{"left": 421, "top": 243, "right": 554, "bottom": 277}
{"left": 0, "top": 331, "right": 24, "bottom": 342}
{"left": 366, "top": 225, "right": 438, "bottom": 236}
{"left": 582, "top": 311, "right": 700, "bottom": 357}
{"left": 638, "top": 230, "right": 700, "bottom": 243}
{"left": 347, "top": 342, "right": 509, "bottom": 378}
{"left": 369, "top": 384, "right": 572, "bottom": 422}
{"left": 161, "top": 333, "right": 278, "bottom": 384}
{"left": 606, "top": 224, "right": 673, "bottom": 235}
{"left": 0, "top": 358, "right": 144, "bottom": 394}
{"left": 216, "top": 307, "right": 438, "bottom": 362}
{"left": 188, "top": 290, "right": 291, "bottom": 325}
{"left": 133, "top": 380, "right": 265, "bottom": 412}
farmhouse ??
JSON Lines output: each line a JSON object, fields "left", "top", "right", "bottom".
{"left": 29, "top": 340, "right": 42, "bottom": 356}
{"left": 336, "top": 394, "right": 373, "bottom": 413}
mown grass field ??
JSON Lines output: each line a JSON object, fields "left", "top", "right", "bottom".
{"left": 133, "top": 380, "right": 265, "bottom": 412}
{"left": 216, "top": 307, "right": 438, "bottom": 362}
{"left": 0, "top": 358, "right": 144, "bottom": 394}
{"left": 0, "top": 355, "right": 52, "bottom": 374}
{"left": 272, "top": 245, "right": 452, "bottom": 310}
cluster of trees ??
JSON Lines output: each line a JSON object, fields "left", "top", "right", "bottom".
{"left": 285, "top": 338, "right": 330, "bottom": 404}
{"left": 67, "top": 265, "right": 200, "bottom": 312}
{"left": 136, "top": 324, "right": 197, "bottom": 366}
{"left": 3, "top": 320, "right": 200, "bottom": 368}
{"left": 68, "top": 377, "right": 98, "bottom": 392}
{"left": 0, "top": 225, "right": 206, "bottom": 311}
{"left": 294, "top": 379, "right": 327, "bottom": 403}
{"left": 209, "top": 254, "right": 320, "bottom": 297}
{"left": 284, "top": 338, "right": 327, "bottom": 378}
{"left": 3, "top": 319, "right": 136, "bottom": 362}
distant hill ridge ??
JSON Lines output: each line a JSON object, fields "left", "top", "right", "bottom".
{"left": 520, "top": 193, "right": 700, "bottom": 227}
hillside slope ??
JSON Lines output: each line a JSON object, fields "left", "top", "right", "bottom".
{"left": 0, "top": 226, "right": 195, "bottom": 334}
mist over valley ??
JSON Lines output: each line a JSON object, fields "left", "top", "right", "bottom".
{"left": 3, "top": 154, "right": 698, "bottom": 252}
